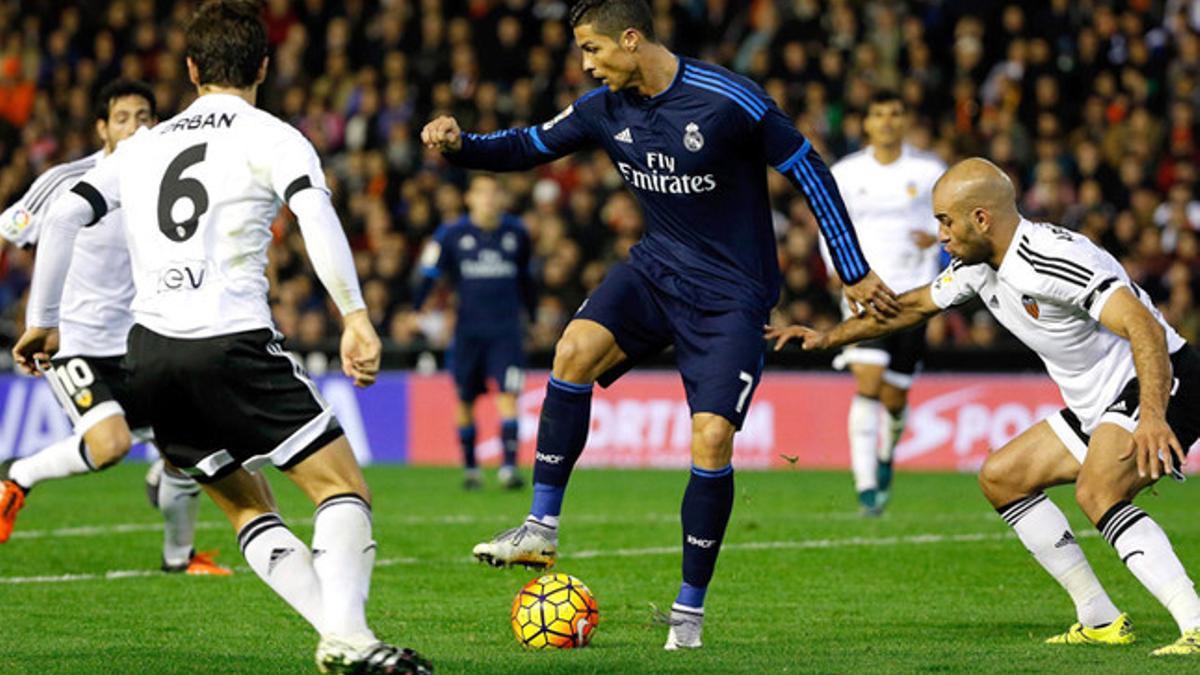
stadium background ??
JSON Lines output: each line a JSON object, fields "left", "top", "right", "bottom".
{"left": 1, "top": 0, "right": 1200, "bottom": 469}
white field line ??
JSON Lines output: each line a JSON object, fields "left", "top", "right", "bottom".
{"left": 0, "top": 529, "right": 1099, "bottom": 585}
{"left": 10, "top": 510, "right": 995, "bottom": 541}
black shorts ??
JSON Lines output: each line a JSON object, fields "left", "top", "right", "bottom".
{"left": 1049, "top": 345, "right": 1200, "bottom": 480}
{"left": 125, "top": 325, "right": 343, "bottom": 483}
{"left": 46, "top": 355, "right": 149, "bottom": 435}
{"left": 837, "top": 323, "right": 927, "bottom": 388}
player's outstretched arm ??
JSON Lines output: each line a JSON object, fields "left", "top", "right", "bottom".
{"left": 1101, "top": 287, "right": 1183, "bottom": 480}
{"left": 766, "top": 285, "right": 940, "bottom": 353}
{"left": 422, "top": 95, "right": 597, "bottom": 172}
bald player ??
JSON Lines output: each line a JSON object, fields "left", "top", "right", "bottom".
{"left": 768, "top": 158, "right": 1200, "bottom": 655}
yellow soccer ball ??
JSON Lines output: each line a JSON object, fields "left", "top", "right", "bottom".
{"left": 510, "top": 572, "right": 599, "bottom": 649}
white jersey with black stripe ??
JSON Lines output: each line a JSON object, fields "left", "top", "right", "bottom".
{"left": 929, "top": 218, "right": 1184, "bottom": 433}
{"left": 71, "top": 93, "right": 330, "bottom": 339}
{"left": 0, "top": 150, "right": 134, "bottom": 358}
{"left": 825, "top": 144, "right": 945, "bottom": 295}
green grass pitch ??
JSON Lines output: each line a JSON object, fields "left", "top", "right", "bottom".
{"left": 2, "top": 464, "right": 1198, "bottom": 673}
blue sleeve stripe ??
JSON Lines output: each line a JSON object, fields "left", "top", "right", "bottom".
{"left": 421, "top": 266, "right": 441, "bottom": 280}
{"left": 792, "top": 154, "right": 867, "bottom": 279}
{"left": 526, "top": 126, "right": 551, "bottom": 154}
{"left": 683, "top": 66, "right": 767, "bottom": 116}
{"left": 791, "top": 165, "right": 855, "bottom": 279}
{"left": 792, "top": 163, "right": 865, "bottom": 280}
{"left": 681, "top": 77, "right": 764, "bottom": 121}
{"left": 774, "top": 139, "right": 812, "bottom": 173}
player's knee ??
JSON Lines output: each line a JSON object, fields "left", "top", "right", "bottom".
{"left": 551, "top": 336, "right": 595, "bottom": 382}
{"left": 1074, "top": 474, "right": 1118, "bottom": 523}
{"left": 692, "top": 416, "right": 735, "bottom": 468}
{"left": 85, "top": 429, "right": 132, "bottom": 468}
{"left": 977, "top": 450, "right": 1016, "bottom": 506}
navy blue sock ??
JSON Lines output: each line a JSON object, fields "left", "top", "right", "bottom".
{"left": 501, "top": 418, "right": 519, "bottom": 468}
{"left": 677, "top": 464, "right": 734, "bottom": 609}
{"left": 529, "top": 376, "right": 593, "bottom": 521}
{"left": 458, "top": 424, "right": 477, "bottom": 469}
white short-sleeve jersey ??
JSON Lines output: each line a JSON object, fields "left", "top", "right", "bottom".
{"left": 825, "top": 145, "right": 945, "bottom": 295}
{"left": 0, "top": 151, "right": 135, "bottom": 358}
{"left": 75, "top": 93, "right": 330, "bottom": 339}
{"left": 930, "top": 218, "right": 1185, "bottom": 432}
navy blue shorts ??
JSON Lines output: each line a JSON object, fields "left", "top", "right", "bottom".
{"left": 447, "top": 332, "right": 526, "bottom": 401}
{"left": 575, "top": 262, "right": 766, "bottom": 429}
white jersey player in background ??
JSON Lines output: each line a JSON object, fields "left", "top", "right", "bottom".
{"left": 0, "top": 80, "right": 232, "bottom": 575}
{"left": 771, "top": 158, "right": 1200, "bottom": 656}
{"left": 822, "top": 90, "right": 945, "bottom": 514}
{"left": 13, "top": 2, "right": 430, "bottom": 673}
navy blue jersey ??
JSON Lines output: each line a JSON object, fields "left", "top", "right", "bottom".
{"left": 448, "top": 57, "right": 869, "bottom": 313}
{"left": 417, "top": 214, "right": 536, "bottom": 336}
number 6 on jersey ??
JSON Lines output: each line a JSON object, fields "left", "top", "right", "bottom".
{"left": 158, "top": 143, "right": 208, "bottom": 242}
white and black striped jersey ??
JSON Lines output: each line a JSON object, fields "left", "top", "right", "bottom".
{"left": 930, "top": 218, "right": 1185, "bottom": 433}
{"left": 0, "top": 151, "right": 135, "bottom": 358}
{"left": 824, "top": 144, "right": 945, "bottom": 295}
{"left": 66, "top": 93, "right": 337, "bottom": 339}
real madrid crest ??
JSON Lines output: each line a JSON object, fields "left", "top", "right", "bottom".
{"left": 502, "top": 232, "right": 517, "bottom": 252}
{"left": 683, "top": 122, "right": 704, "bottom": 152}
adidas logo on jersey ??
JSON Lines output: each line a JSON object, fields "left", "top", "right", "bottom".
{"left": 614, "top": 128, "right": 633, "bottom": 144}
{"left": 1108, "top": 400, "right": 1128, "bottom": 412}
{"left": 988, "top": 295, "right": 999, "bottom": 309}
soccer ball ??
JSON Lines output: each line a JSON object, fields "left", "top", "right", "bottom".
{"left": 510, "top": 572, "right": 599, "bottom": 649}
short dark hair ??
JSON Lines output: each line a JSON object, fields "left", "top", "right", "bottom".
{"left": 94, "top": 79, "right": 157, "bottom": 122}
{"left": 569, "top": 0, "right": 656, "bottom": 42}
{"left": 185, "top": 0, "right": 268, "bottom": 88}
{"left": 867, "top": 89, "right": 905, "bottom": 112}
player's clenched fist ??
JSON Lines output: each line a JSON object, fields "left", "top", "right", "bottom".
{"left": 12, "top": 326, "right": 58, "bottom": 376}
{"left": 421, "top": 116, "right": 463, "bottom": 153}
{"left": 340, "top": 310, "right": 382, "bottom": 388}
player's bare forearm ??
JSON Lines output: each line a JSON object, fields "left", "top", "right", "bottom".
{"left": 767, "top": 286, "right": 938, "bottom": 352}
{"left": 827, "top": 287, "right": 936, "bottom": 348}
{"left": 1126, "top": 313, "right": 1171, "bottom": 418}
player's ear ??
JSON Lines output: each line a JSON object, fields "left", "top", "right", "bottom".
{"left": 95, "top": 118, "right": 108, "bottom": 145}
{"left": 972, "top": 207, "right": 991, "bottom": 233}
{"left": 186, "top": 57, "right": 201, "bottom": 87}
{"left": 621, "top": 28, "right": 640, "bottom": 52}
{"left": 255, "top": 56, "right": 269, "bottom": 86}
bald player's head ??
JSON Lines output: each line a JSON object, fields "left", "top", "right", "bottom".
{"left": 932, "top": 157, "right": 1021, "bottom": 265}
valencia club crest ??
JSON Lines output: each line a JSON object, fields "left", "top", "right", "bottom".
{"left": 1021, "top": 294, "right": 1040, "bottom": 319}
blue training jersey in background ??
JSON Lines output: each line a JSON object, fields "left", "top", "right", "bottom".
{"left": 417, "top": 213, "right": 536, "bottom": 336}
{"left": 448, "top": 56, "right": 869, "bottom": 314}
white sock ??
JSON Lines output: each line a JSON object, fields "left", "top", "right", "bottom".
{"left": 239, "top": 513, "right": 325, "bottom": 633}
{"left": 8, "top": 434, "right": 93, "bottom": 489}
{"left": 848, "top": 395, "right": 882, "bottom": 492}
{"left": 882, "top": 408, "right": 906, "bottom": 463}
{"left": 1000, "top": 492, "right": 1121, "bottom": 627}
{"left": 311, "top": 494, "right": 376, "bottom": 641}
{"left": 1101, "top": 501, "right": 1200, "bottom": 633}
{"left": 158, "top": 469, "right": 200, "bottom": 567}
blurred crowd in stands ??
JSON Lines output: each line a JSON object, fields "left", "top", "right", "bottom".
{"left": 2, "top": 0, "right": 1200, "bottom": 359}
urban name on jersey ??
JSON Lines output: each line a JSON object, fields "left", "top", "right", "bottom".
{"left": 161, "top": 112, "right": 237, "bottom": 134}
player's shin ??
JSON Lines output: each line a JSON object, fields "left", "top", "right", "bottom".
{"left": 878, "top": 407, "right": 906, "bottom": 492}
{"left": 238, "top": 513, "right": 326, "bottom": 632}
{"left": 1098, "top": 501, "right": 1200, "bottom": 633}
{"left": 998, "top": 492, "right": 1121, "bottom": 627}
{"left": 311, "top": 493, "right": 376, "bottom": 641}
{"left": 529, "top": 377, "right": 593, "bottom": 527}
{"left": 158, "top": 467, "right": 201, "bottom": 568}
{"left": 848, "top": 395, "right": 882, "bottom": 509}
{"left": 458, "top": 424, "right": 477, "bottom": 470}
{"left": 7, "top": 434, "right": 93, "bottom": 491}
{"left": 501, "top": 418, "right": 519, "bottom": 468}
{"left": 677, "top": 464, "right": 735, "bottom": 612}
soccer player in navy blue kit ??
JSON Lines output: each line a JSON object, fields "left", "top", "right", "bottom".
{"left": 422, "top": 0, "right": 897, "bottom": 650}
{"left": 415, "top": 174, "right": 535, "bottom": 491}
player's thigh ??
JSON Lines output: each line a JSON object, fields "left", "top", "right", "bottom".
{"left": 673, "top": 306, "right": 766, "bottom": 431}
{"left": 978, "top": 419, "right": 1080, "bottom": 507}
{"left": 450, "top": 335, "right": 487, "bottom": 403}
{"left": 198, "top": 465, "right": 279, "bottom": 530}
{"left": 281, "top": 434, "right": 370, "bottom": 506}
{"left": 484, "top": 334, "right": 526, "bottom": 395}
{"left": 848, "top": 362, "right": 885, "bottom": 398}
{"left": 1075, "top": 423, "right": 1151, "bottom": 521}
{"left": 569, "top": 262, "right": 670, "bottom": 383}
